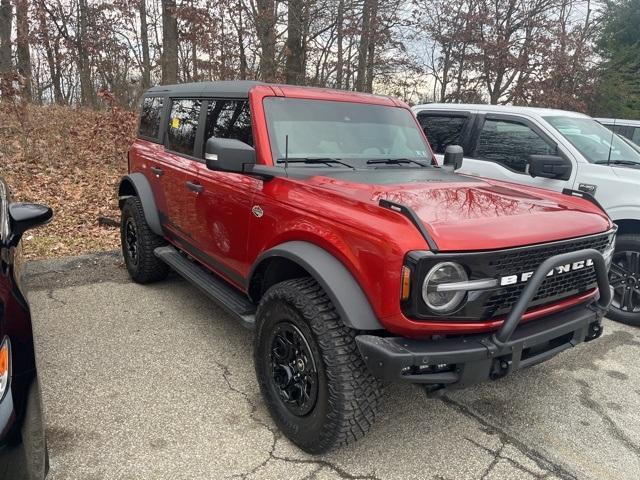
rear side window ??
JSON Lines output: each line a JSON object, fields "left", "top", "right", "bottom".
{"left": 474, "top": 119, "right": 555, "bottom": 173}
{"left": 204, "top": 100, "right": 253, "bottom": 147}
{"left": 139, "top": 97, "right": 164, "bottom": 139}
{"left": 166, "top": 99, "right": 202, "bottom": 156}
{"left": 632, "top": 127, "right": 640, "bottom": 145}
{"left": 418, "top": 114, "right": 468, "bottom": 154}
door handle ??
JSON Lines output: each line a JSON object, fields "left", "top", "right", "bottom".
{"left": 150, "top": 166, "right": 163, "bottom": 177}
{"left": 186, "top": 181, "right": 204, "bottom": 193}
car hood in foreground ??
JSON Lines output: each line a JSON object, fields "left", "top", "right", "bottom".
{"left": 301, "top": 168, "right": 611, "bottom": 251}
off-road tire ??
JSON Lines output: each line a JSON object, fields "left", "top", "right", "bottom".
{"left": 120, "top": 196, "right": 169, "bottom": 284}
{"left": 608, "top": 233, "right": 640, "bottom": 326}
{"left": 254, "top": 277, "right": 382, "bottom": 454}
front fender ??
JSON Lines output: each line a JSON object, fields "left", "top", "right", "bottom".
{"left": 117, "top": 173, "right": 163, "bottom": 236}
{"left": 249, "top": 241, "right": 384, "bottom": 331}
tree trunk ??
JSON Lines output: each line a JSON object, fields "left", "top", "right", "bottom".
{"left": 355, "top": 0, "right": 372, "bottom": 92}
{"left": 364, "top": 0, "right": 377, "bottom": 93}
{"left": 237, "top": 1, "right": 247, "bottom": 80}
{"left": 15, "top": 0, "right": 31, "bottom": 100}
{"left": 77, "top": 0, "right": 95, "bottom": 106}
{"left": 139, "top": 0, "right": 151, "bottom": 90}
{"left": 0, "top": 0, "right": 12, "bottom": 83}
{"left": 161, "top": 0, "right": 179, "bottom": 84}
{"left": 335, "top": 0, "right": 344, "bottom": 89}
{"left": 37, "top": 2, "right": 63, "bottom": 104}
{"left": 285, "top": 0, "right": 305, "bottom": 84}
{"left": 255, "top": 0, "right": 277, "bottom": 81}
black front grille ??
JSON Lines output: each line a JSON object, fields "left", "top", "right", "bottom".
{"left": 483, "top": 233, "right": 611, "bottom": 317}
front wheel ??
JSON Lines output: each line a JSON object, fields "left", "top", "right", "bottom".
{"left": 254, "top": 278, "right": 382, "bottom": 453}
{"left": 120, "top": 197, "right": 169, "bottom": 284}
{"left": 608, "top": 233, "right": 640, "bottom": 326}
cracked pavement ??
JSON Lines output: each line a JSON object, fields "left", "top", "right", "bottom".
{"left": 25, "top": 252, "right": 640, "bottom": 480}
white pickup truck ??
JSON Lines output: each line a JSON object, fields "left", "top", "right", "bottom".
{"left": 412, "top": 103, "right": 640, "bottom": 326}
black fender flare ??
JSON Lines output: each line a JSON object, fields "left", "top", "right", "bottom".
{"left": 117, "top": 173, "right": 163, "bottom": 236}
{"left": 249, "top": 241, "right": 384, "bottom": 331}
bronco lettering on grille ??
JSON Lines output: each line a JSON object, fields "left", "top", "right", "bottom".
{"left": 500, "top": 258, "right": 594, "bottom": 286}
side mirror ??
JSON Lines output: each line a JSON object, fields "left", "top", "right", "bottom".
{"left": 7, "top": 202, "right": 53, "bottom": 247}
{"left": 443, "top": 145, "right": 464, "bottom": 170}
{"left": 529, "top": 155, "right": 572, "bottom": 180}
{"left": 205, "top": 137, "right": 256, "bottom": 173}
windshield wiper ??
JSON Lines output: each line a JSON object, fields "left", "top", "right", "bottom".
{"left": 276, "top": 157, "right": 356, "bottom": 169}
{"left": 366, "top": 158, "right": 430, "bottom": 167}
{"left": 594, "top": 159, "right": 640, "bottom": 166}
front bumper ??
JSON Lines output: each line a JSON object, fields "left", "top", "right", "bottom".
{"left": 357, "top": 248, "right": 612, "bottom": 392}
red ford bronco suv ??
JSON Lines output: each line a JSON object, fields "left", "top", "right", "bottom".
{"left": 119, "top": 81, "right": 615, "bottom": 453}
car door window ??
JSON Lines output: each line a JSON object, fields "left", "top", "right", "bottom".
{"left": 417, "top": 114, "right": 468, "bottom": 154}
{"left": 139, "top": 96, "right": 164, "bottom": 140}
{"left": 166, "top": 99, "right": 202, "bottom": 156}
{"left": 204, "top": 100, "right": 253, "bottom": 148}
{"left": 474, "top": 119, "right": 556, "bottom": 173}
{"left": 632, "top": 127, "right": 640, "bottom": 145}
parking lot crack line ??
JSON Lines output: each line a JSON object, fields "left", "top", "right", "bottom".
{"left": 466, "top": 437, "right": 546, "bottom": 479}
{"left": 441, "top": 396, "right": 578, "bottom": 480}
{"left": 46, "top": 289, "right": 67, "bottom": 306}
{"left": 576, "top": 379, "right": 640, "bottom": 457}
{"left": 215, "top": 360, "right": 382, "bottom": 480}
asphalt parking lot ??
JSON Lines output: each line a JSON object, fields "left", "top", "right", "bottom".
{"left": 25, "top": 252, "right": 640, "bottom": 480}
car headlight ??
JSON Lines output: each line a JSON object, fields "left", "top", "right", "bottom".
{"left": 422, "top": 262, "right": 468, "bottom": 314}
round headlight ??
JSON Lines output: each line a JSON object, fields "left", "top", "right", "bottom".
{"left": 422, "top": 262, "right": 468, "bottom": 314}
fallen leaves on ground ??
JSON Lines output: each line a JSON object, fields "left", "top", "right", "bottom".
{"left": 0, "top": 99, "right": 137, "bottom": 259}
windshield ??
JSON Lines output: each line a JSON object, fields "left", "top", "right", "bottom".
{"left": 263, "top": 97, "right": 432, "bottom": 167}
{"left": 545, "top": 116, "right": 640, "bottom": 165}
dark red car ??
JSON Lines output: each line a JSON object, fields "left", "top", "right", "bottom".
{"left": 119, "top": 81, "right": 615, "bottom": 453}
{"left": 0, "top": 178, "right": 52, "bottom": 479}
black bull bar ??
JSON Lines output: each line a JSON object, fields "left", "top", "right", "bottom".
{"left": 356, "top": 249, "right": 612, "bottom": 389}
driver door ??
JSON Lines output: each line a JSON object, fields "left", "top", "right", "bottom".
{"left": 191, "top": 99, "right": 260, "bottom": 287}
{"left": 459, "top": 115, "right": 575, "bottom": 191}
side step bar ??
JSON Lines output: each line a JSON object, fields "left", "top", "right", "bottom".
{"left": 154, "top": 246, "right": 256, "bottom": 329}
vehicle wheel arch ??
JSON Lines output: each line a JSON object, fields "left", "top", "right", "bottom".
{"left": 248, "top": 241, "right": 384, "bottom": 331}
{"left": 117, "top": 173, "right": 163, "bottom": 236}
{"left": 613, "top": 218, "right": 640, "bottom": 236}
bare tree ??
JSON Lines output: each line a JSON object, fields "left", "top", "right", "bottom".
{"left": 161, "top": 0, "right": 179, "bottom": 84}
{"left": 253, "top": 0, "right": 277, "bottom": 81}
{"left": 285, "top": 0, "right": 308, "bottom": 84}
{"left": 0, "top": 0, "right": 12, "bottom": 92}
{"left": 139, "top": 0, "right": 152, "bottom": 90}
{"left": 15, "top": 0, "right": 32, "bottom": 100}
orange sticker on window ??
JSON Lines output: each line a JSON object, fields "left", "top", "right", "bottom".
{"left": 171, "top": 117, "right": 180, "bottom": 129}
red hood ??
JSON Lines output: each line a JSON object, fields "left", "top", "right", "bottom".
{"left": 301, "top": 171, "right": 611, "bottom": 251}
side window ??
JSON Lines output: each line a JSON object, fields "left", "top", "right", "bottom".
{"left": 474, "top": 119, "right": 556, "bottom": 173}
{"left": 417, "top": 114, "right": 468, "bottom": 154}
{"left": 632, "top": 127, "right": 640, "bottom": 145}
{"left": 166, "top": 99, "right": 202, "bottom": 156}
{"left": 139, "top": 96, "right": 164, "bottom": 139}
{"left": 204, "top": 100, "right": 253, "bottom": 148}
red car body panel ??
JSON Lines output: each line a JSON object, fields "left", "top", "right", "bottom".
{"left": 128, "top": 84, "right": 612, "bottom": 338}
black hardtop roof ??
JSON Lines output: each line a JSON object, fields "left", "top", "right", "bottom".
{"left": 145, "top": 80, "right": 265, "bottom": 98}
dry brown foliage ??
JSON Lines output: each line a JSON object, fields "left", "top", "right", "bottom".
{"left": 0, "top": 97, "right": 137, "bottom": 258}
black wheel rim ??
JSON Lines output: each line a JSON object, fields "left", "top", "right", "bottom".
{"left": 609, "top": 250, "right": 640, "bottom": 313}
{"left": 269, "top": 322, "right": 318, "bottom": 416}
{"left": 124, "top": 218, "right": 139, "bottom": 265}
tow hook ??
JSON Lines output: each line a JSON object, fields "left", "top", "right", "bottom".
{"left": 586, "top": 322, "right": 603, "bottom": 342}
{"left": 490, "top": 358, "right": 512, "bottom": 380}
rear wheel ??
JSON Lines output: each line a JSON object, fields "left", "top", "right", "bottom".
{"left": 608, "top": 233, "right": 640, "bottom": 326}
{"left": 254, "top": 277, "right": 382, "bottom": 453}
{"left": 120, "top": 197, "right": 169, "bottom": 284}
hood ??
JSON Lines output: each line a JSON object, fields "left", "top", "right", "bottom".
{"left": 300, "top": 168, "right": 611, "bottom": 251}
